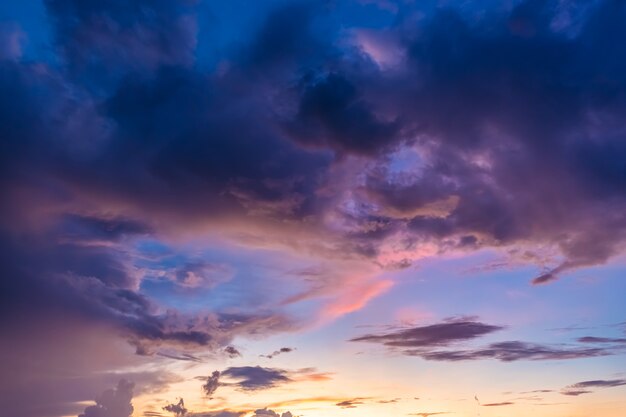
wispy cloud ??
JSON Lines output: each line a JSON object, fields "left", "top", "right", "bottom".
{"left": 351, "top": 318, "right": 619, "bottom": 362}
{"left": 561, "top": 379, "right": 626, "bottom": 396}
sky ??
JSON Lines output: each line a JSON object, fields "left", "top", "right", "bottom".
{"left": 1, "top": 0, "right": 626, "bottom": 416}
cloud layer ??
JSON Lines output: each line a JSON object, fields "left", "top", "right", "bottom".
{"left": 2, "top": 0, "right": 626, "bottom": 415}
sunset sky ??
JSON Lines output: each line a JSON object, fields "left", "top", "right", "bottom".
{"left": 1, "top": 1, "right": 626, "bottom": 417}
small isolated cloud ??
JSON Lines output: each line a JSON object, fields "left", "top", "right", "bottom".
{"left": 335, "top": 398, "right": 369, "bottom": 408}
{"left": 202, "top": 371, "right": 221, "bottom": 397}
{"left": 216, "top": 366, "right": 329, "bottom": 392}
{"left": 163, "top": 398, "right": 187, "bottom": 416}
{"left": 251, "top": 409, "right": 293, "bottom": 417}
{"left": 79, "top": 380, "right": 135, "bottom": 417}
{"left": 221, "top": 367, "right": 291, "bottom": 391}
{"left": 224, "top": 346, "right": 242, "bottom": 358}
{"left": 261, "top": 347, "right": 294, "bottom": 359}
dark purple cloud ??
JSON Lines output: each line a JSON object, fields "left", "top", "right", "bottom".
{"left": 350, "top": 317, "right": 503, "bottom": 347}
{"left": 203, "top": 366, "right": 329, "bottom": 394}
{"left": 351, "top": 318, "right": 618, "bottom": 362}
{"left": 45, "top": 0, "right": 197, "bottom": 87}
{"left": 0, "top": 0, "right": 625, "bottom": 292}
{"left": 221, "top": 367, "right": 291, "bottom": 391}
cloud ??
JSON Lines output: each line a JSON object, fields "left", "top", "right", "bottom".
{"left": 261, "top": 347, "right": 294, "bottom": 359}
{"left": 205, "top": 366, "right": 330, "bottom": 394}
{"left": 251, "top": 409, "right": 293, "bottom": 417}
{"left": 335, "top": 398, "right": 368, "bottom": 408}
{"left": 577, "top": 336, "right": 626, "bottom": 344}
{"left": 351, "top": 318, "right": 618, "bottom": 362}
{"left": 414, "top": 341, "right": 610, "bottom": 362}
{"left": 0, "top": 315, "right": 180, "bottom": 417}
{"left": 156, "top": 351, "right": 201, "bottom": 362}
{"left": 483, "top": 402, "right": 514, "bottom": 407}
{"left": 224, "top": 346, "right": 242, "bottom": 358}
{"left": 4, "top": 0, "right": 626, "bottom": 412}
{"left": 79, "top": 380, "right": 134, "bottom": 417}
{"left": 190, "top": 411, "right": 244, "bottom": 417}
{"left": 287, "top": 73, "right": 400, "bottom": 154}
{"left": 163, "top": 399, "right": 187, "bottom": 417}
{"left": 221, "top": 367, "right": 291, "bottom": 391}
{"left": 45, "top": 0, "right": 197, "bottom": 86}
{"left": 0, "top": 22, "right": 25, "bottom": 60}
{"left": 561, "top": 379, "right": 626, "bottom": 396}
{"left": 201, "top": 371, "right": 221, "bottom": 398}
{"left": 266, "top": 396, "right": 371, "bottom": 409}
{"left": 350, "top": 317, "right": 504, "bottom": 347}
{"left": 409, "top": 413, "right": 449, "bottom": 417}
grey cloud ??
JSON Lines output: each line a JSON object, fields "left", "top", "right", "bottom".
{"left": 413, "top": 341, "right": 610, "bottom": 362}
{"left": 221, "top": 366, "right": 291, "bottom": 391}
{"left": 79, "top": 380, "right": 134, "bottom": 417}
{"left": 201, "top": 371, "right": 221, "bottom": 398}
{"left": 163, "top": 399, "right": 187, "bottom": 417}
{"left": 577, "top": 336, "right": 626, "bottom": 344}
{"left": 261, "top": 347, "right": 294, "bottom": 359}
{"left": 251, "top": 409, "right": 293, "bottom": 417}
{"left": 224, "top": 346, "right": 242, "bottom": 358}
